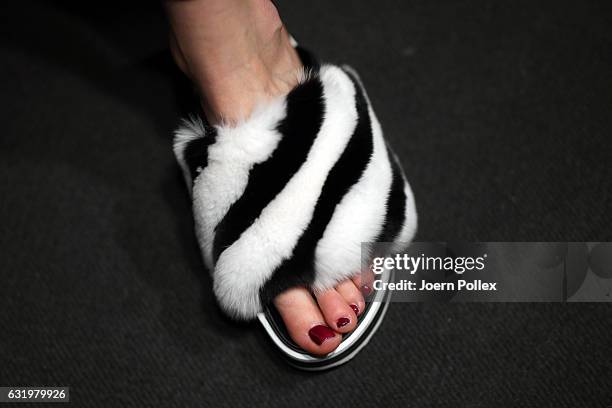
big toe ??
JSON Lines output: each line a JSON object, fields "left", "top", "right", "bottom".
{"left": 273, "top": 287, "right": 342, "bottom": 355}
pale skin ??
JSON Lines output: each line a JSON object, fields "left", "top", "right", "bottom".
{"left": 165, "top": 0, "right": 372, "bottom": 354}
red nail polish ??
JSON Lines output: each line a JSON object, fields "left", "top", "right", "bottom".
{"left": 337, "top": 317, "right": 350, "bottom": 328}
{"left": 308, "top": 325, "right": 336, "bottom": 345}
{"left": 350, "top": 304, "right": 360, "bottom": 315}
{"left": 362, "top": 284, "right": 372, "bottom": 295}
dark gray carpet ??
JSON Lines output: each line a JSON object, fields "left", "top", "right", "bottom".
{"left": 1, "top": 0, "right": 610, "bottom": 406}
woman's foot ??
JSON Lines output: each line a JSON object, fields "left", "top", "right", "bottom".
{"left": 166, "top": 0, "right": 367, "bottom": 354}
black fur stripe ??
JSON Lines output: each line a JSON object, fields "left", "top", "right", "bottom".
{"left": 212, "top": 78, "right": 325, "bottom": 261}
{"left": 183, "top": 126, "right": 217, "bottom": 182}
{"left": 260, "top": 73, "right": 375, "bottom": 304}
{"left": 375, "top": 148, "right": 407, "bottom": 243}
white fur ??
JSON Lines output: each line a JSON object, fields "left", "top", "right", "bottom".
{"left": 174, "top": 64, "right": 418, "bottom": 319}
{"left": 343, "top": 64, "right": 418, "bottom": 255}
{"left": 213, "top": 66, "right": 358, "bottom": 318}
{"left": 196, "top": 99, "right": 288, "bottom": 271}
{"left": 312, "top": 68, "right": 418, "bottom": 290}
{"left": 176, "top": 98, "right": 287, "bottom": 270}
{"left": 312, "top": 93, "right": 393, "bottom": 291}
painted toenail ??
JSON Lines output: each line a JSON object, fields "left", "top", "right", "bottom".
{"left": 362, "top": 284, "right": 372, "bottom": 295}
{"left": 350, "top": 304, "right": 360, "bottom": 315}
{"left": 336, "top": 317, "right": 350, "bottom": 328}
{"left": 308, "top": 325, "right": 336, "bottom": 345}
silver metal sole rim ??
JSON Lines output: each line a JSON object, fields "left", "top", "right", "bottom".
{"left": 257, "top": 269, "right": 393, "bottom": 371}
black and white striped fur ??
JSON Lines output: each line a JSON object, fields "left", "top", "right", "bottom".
{"left": 174, "top": 64, "right": 417, "bottom": 320}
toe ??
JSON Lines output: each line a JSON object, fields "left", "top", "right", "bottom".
{"left": 314, "top": 288, "right": 358, "bottom": 333}
{"left": 335, "top": 279, "right": 365, "bottom": 317}
{"left": 274, "top": 287, "right": 342, "bottom": 355}
{"left": 352, "top": 268, "right": 375, "bottom": 297}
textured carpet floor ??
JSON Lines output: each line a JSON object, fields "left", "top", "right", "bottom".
{"left": 1, "top": 0, "right": 610, "bottom": 406}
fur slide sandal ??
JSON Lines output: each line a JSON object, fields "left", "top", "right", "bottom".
{"left": 173, "top": 47, "right": 417, "bottom": 370}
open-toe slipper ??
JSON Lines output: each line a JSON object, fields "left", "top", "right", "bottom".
{"left": 173, "top": 46, "right": 417, "bottom": 370}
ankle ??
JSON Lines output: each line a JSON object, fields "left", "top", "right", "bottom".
{"left": 167, "top": 0, "right": 303, "bottom": 125}
{"left": 199, "top": 27, "right": 303, "bottom": 125}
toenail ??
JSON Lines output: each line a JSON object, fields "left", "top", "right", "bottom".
{"left": 308, "top": 325, "right": 336, "bottom": 345}
{"left": 362, "top": 284, "right": 372, "bottom": 295}
{"left": 336, "top": 317, "right": 350, "bottom": 328}
{"left": 350, "top": 304, "right": 360, "bottom": 315}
